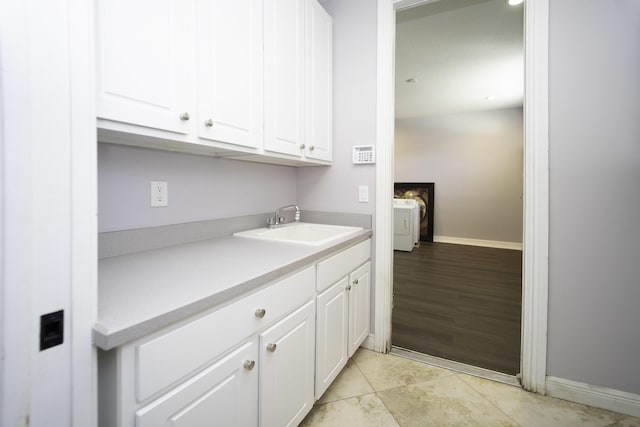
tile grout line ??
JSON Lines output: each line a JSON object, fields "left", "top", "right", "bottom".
{"left": 358, "top": 348, "right": 523, "bottom": 427}
{"left": 454, "top": 372, "right": 525, "bottom": 427}
{"left": 352, "top": 352, "right": 404, "bottom": 426}
{"left": 315, "top": 355, "right": 381, "bottom": 406}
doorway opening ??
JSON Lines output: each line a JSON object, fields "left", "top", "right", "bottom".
{"left": 390, "top": 0, "right": 524, "bottom": 377}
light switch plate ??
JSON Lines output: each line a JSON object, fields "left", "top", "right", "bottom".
{"left": 358, "top": 185, "right": 369, "bottom": 203}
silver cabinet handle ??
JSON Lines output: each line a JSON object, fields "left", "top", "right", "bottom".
{"left": 309, "top": 145, "right": 315, "bottom": 151}
{"left": 266, "top": 343, "right": 277, "bottom": 352}
{"left": 299, "top": 144, "right": 306, "bottom": 149}
{"left": 243, "top": 360, "right": 256, "bottom": 371}
{"left": 353, "top": 279, "right": 359, "bottom": 285}
{"left": 345, "top": 284, "right": 352, "bottom": 291}
{"left": 204, "top": 118, "right": 213, "bottom": 127}
{"left": 179, "top": 112, "right": 190, "bottom": 121}
{"left": 255, "top": 308, "right": 266, "bottom": 318}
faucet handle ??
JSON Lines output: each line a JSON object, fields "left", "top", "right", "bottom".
{"left": 294, "top": 210, "right": 301, "bottom": 222}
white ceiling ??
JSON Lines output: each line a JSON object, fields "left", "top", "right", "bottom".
{"left": 395, "top": 0, "right": 524, "bottom": 119}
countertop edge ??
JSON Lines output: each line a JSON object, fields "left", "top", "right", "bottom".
{"left": 94, "top": 229, "right": 372, "bottom": 350}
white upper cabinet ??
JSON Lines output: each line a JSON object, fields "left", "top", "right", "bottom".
{"left": 263, "top": 0, "right": 306, "bottom": 157}
{"left": 95, "top": 0, "right": 196, "bottom": 134}
{"left": 264, "top": 0, "right": 333, "bottom": 162}
{"left": 95, "top": 0, "right": 332, "bottom": 165}
{"left": 305, "top": 0, "right": 333, "bottom": 162}
{"left": 197, "top": 0, "right": 263, "bottom": 149}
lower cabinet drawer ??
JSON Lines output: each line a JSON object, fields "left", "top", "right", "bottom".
{"left": 135, "top": 266, "right": 315, "bottom": 402}
{"left": 316, "top": 239, "right": 370, "bottom": 292}
{"left": 135, "top": 340, "right": 258, "bottom": 427}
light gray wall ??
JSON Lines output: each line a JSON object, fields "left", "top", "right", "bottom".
{"left": 297, "top": 0, "right": 377, "bottom": 330}
{"left": 548, "top": 0, "right": 640, "bottom": 394}
{"left": 395, "top": 107, "right": 523, "bottom": 243}
{"left": 98, "top": 144, "right": 297, "bottom": 232}
{"left": 296, "top": 0, "right": 376, "bottom": 216}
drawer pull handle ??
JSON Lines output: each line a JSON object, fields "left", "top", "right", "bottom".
{"left": 255, "top": 308, "right": 266, "bottom": 318}
{"left": 299, "top": 144, "right": 306, "bottom": 149}
{"left": 266, "top": 343, "right": 277, "bottom": 352}
{"left": 345, "top": 284, "right": 352, "bottom": 291}
{"left": 204, "top": 118, "right": 214, "bottom": 127}
{"left": 309, "top": 145, "right": 315, "bottom": 151}
{"left": 243, "top": 360, "right": 256, "bottom": 371}
{"left": 179, "top": 112, "right": 190, "bottom": 121}
{"left": 353, "top": 279, "right": 359, "bottom": 285}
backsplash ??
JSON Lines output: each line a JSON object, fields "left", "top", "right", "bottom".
{"left": 98, "top": 211, "right": 372, "bottom": 259}
{"left": 98, "top": 143, "right": 297, "bottom": 232}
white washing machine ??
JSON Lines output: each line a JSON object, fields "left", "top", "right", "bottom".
{"left": 393, "top": 198, "right": 420, "bottom": 251}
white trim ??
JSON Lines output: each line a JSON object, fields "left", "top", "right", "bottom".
{"left": 360, "top": 334, "right": 375, "bottom": 351}
{"left": 520, "top": 0, "right": 549, "bottom": 395}
{"left": 373, "top": 0, "right": 396, "bottom": 354}
{"left": 375, "top": 0, "right": 550, "bottom": 395}
{"left": 69, "top": 0, "right": 98, "bottom": 425}
{"left": 433, "top": 236, "right": 523, "bottom": 251}
{"left": 391, "top": 346, "right": 521, "bottom": 388}
{"left": 546, "top": 376, "right": 640, "bottom": 418}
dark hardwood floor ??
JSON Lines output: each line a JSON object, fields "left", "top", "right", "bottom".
{"left": 392, "top": 242, "right": 522, "bottom": 375}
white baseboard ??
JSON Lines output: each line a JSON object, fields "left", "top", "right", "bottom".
{"left": 433, "top": 235, "right": 523, "bottom": 250}
{"left": 546, "top": 376, "right": 640, "bottom": 417}
{"left": 360, "top": 333, "right": 375, "bottom": 351}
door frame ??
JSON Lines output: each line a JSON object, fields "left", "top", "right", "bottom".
{"left": 373, "top": 0, "right": 549, "bottom": 394}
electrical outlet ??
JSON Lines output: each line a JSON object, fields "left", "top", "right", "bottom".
{"left": 150, "top": 181, "right": 168, "bottom": 207}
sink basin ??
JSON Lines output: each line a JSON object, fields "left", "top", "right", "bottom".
{"left": 233, "top": 222, "right": 363, "bottom": 246}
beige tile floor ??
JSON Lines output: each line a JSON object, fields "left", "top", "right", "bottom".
{"left": 300, "top": 349, "right": 640, "bottom": 427}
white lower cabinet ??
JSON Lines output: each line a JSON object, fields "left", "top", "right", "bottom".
{"left": 315, "top": 277, "right": 349, "bottom": 398}
{"left": 260, "top": 301, "right": 316, "bottom": 427}
{"left": 98, "top": 266, "right": 316, "bottom": 427}
{"left": 98, "top": 239, "right": 373, "bottom": 426}
{"left": 348, "top": 261, "right": 371, "bottom": 357}
{"left": 135, "top": 340, "right": 258, "bottom": 427}
{"left": 315, "top": 240, "right": 371, "bottom": 399}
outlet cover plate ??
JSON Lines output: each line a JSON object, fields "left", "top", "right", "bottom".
{"left": 150, "top": 181, "right": 168, "bottom": 207}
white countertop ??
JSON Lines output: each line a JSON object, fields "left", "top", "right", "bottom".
{"left": 95, "top": 230, "right": 372, "bottom": 350}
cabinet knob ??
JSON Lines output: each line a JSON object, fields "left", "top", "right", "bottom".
{"left": 353, "top": 279, "right": 359, "bottom": 285}
{"left": 266, "top": 343, "right": 277, "bottom": 352}
{"left": 179, "top": 112, "right": 190, "bottom": 121}
{"left": 255, "top": 308, "right": 266, "bottom": 318}
{"left": 345, "top": 284, "right": 352, "bottom": 291}
{"left": 299, "top": 144, "right": 306, "bottom": 149}
{"left": 243, "top": 360, "right": 256, "bottom": 371}
{"left": 309, "top": 145, "right": 315, "bottom": 151}
{"left": 204, "top": 118, "right": 213, "bottom": 127}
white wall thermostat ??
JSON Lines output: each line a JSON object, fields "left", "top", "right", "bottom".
{"left": 352, "top": 145, "right": 375, "bottom": 164}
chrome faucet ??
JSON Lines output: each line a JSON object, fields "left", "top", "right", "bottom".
{"left": 267, "top": 205, "right": 301, "bottom": 228}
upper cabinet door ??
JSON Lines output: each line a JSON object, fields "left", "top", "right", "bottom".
{"left": 305, "top": 0, "right": 333, "bottom": 162}
{"left": 263, "top": 0, "right": 306, "bottom": 157}
{"left": 197, "top": 0, "right": 263, "bottom": 149}
{"left": 95, "top": 0, "right": 196, "bottom": 134}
